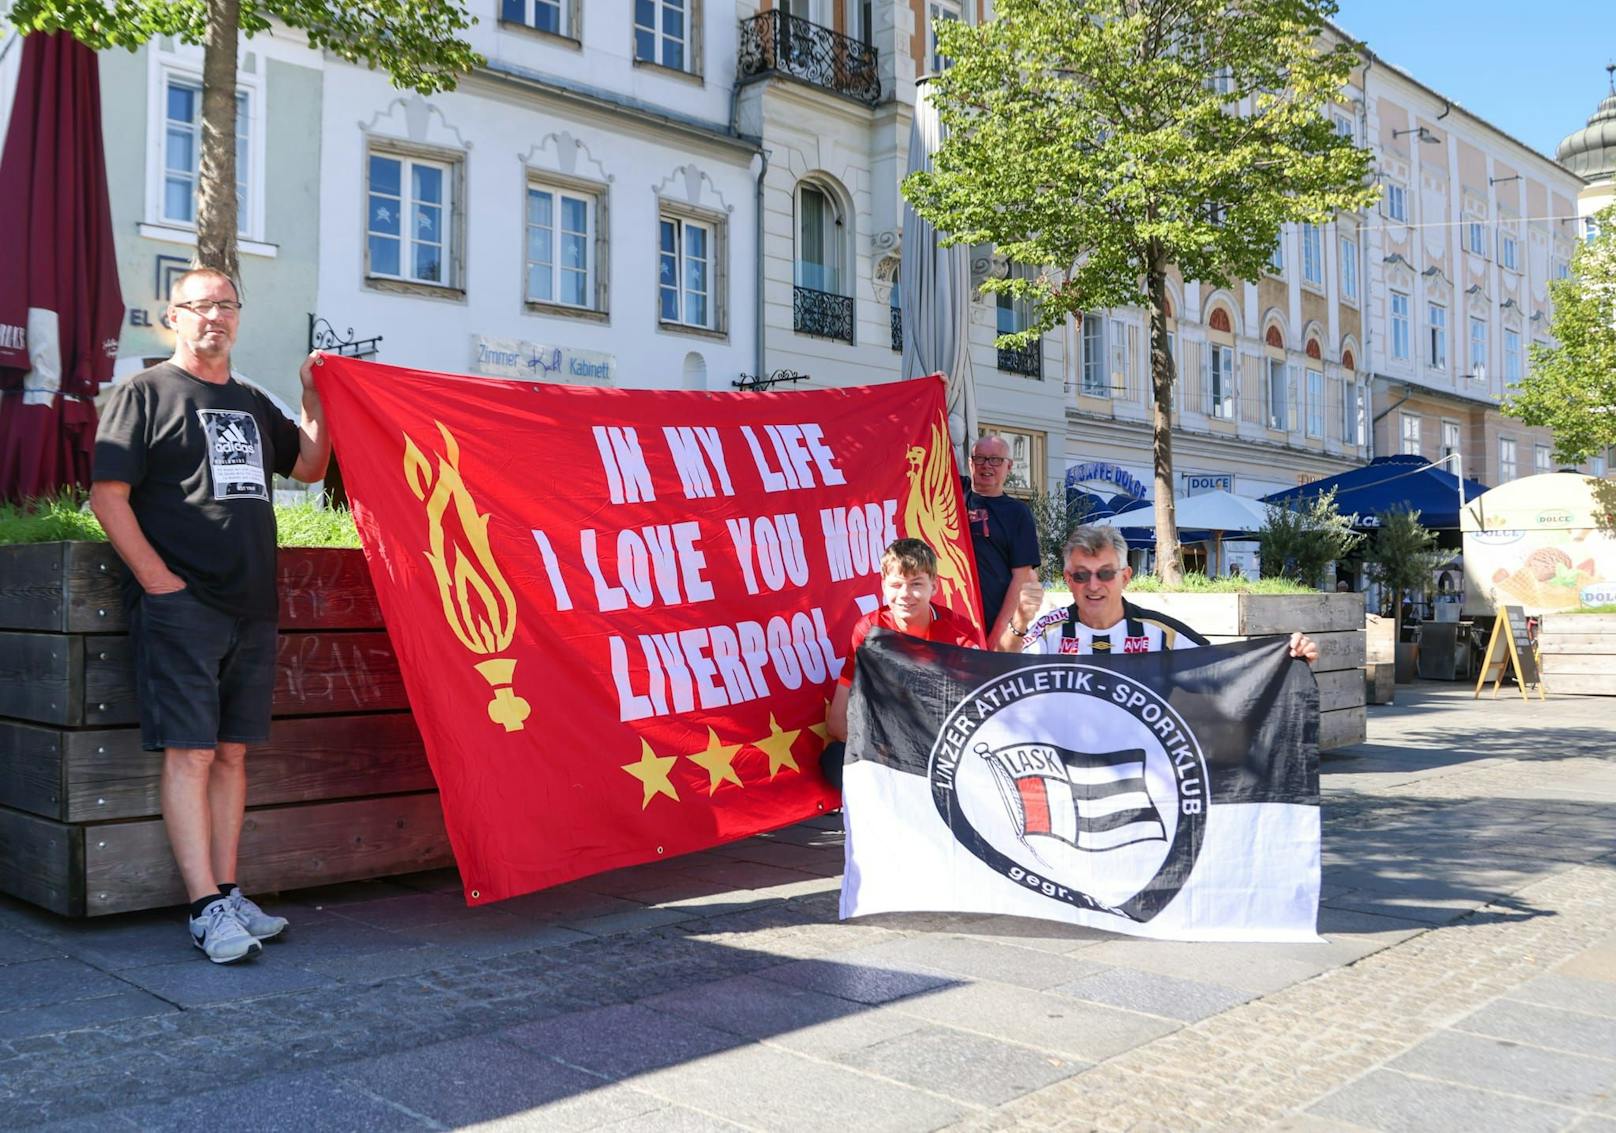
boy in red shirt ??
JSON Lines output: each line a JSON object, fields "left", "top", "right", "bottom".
{"left": 822, "top": 538, "right": 980, "bottom": 787}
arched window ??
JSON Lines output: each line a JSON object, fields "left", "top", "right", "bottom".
{"left": 1205, "top": 304, "right": 1235, "bottom": 419}
{"left": 795, "top": 180, "right": 847, "bottom": 296}
{"left": 1264, "top": 322, "right": 1290, "bottom": 431}
{"left": 1208, "top": 306, "right": 1232, "bottom": 333}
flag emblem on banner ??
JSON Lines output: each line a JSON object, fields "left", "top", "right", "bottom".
{"left": 983, "top": 743, "right": 1167, "bottom": 853}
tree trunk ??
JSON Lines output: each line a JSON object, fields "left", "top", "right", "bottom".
{"left": 1146, "top": 255, "right": 1182, "bottom": 585}
{"left": 197, "top": 0, "right": 241, "bottom": 282}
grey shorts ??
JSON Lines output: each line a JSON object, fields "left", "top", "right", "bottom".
{"left": 130, "top": 589, "right": 278, "bottom": 753}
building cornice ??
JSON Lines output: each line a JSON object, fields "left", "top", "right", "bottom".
{"left": 1368, "top": 374, "right": 1504, "bottom": 411}
{"left": 473, "top": 61, "right": 763, "bottom": 157}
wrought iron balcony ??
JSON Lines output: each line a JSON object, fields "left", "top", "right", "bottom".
{"left": 794, "top": 285, "right": 855, "bottom": 343}
{"left": 890, "top": 306, "right": 902, "bottom": 352}
{"left": 997, "top": 340, "right": 1042, "bottom": 378}
{"left": 739, "top": 11, "right": 882, "bottom": 107}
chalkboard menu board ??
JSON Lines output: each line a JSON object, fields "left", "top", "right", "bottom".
{"left": 1474, "top": 605, "right": 1546, "bottom": 701}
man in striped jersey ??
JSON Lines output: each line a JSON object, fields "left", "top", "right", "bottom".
{"left": 1009, "top": 525, "right": 1320, "bottom": 663}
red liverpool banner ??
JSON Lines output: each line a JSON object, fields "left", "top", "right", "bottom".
{"left": 315, "top": 357, "right": 982, "bottom": 905}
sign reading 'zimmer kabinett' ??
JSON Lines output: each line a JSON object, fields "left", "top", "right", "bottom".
{"left": 315, "top": 357, "right": 981, "bottom": 906}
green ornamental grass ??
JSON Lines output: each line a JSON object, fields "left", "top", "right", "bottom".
{"left": 0, "top": 491, "right": 360, "bottom": 548}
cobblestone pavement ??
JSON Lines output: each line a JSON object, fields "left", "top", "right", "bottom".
{"left": 0, "top": 682, "right": 1612, "bottom": 1132}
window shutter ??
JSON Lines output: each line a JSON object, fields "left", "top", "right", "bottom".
{"left": 1109, "top": 319, "right": 1127, "bottom": 395}
{"left": 1287, "top": 365, "right": 1300, "bottom": 432}
{"left": 1200, "top": 344, "right": 1213, "bottom": 415}
{"left": 1127, "top": 323, "right": 1141, "bottom": 401}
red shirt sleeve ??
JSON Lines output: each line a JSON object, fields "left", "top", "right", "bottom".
{"left": 839, "top": 612, "right": 877, "bottom": 688}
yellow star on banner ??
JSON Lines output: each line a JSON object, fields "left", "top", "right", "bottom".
{"left": 753, "top": 714, "right": 802, "bottom": 779}
{"left": 686, "top": 727, "right": 744, "bottom": 795}
{"left": 806, "top": 700, "right": 831, "bottom": 746}
{"left": 622, "top": 739, "right": 679, "bottom": 808}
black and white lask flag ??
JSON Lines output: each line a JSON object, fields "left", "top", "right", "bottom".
{"left": 840, "top": 630, "right": 1321, "bottom": 942}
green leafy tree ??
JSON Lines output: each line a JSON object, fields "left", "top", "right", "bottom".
{"left": 1026, "top": 488, "right": 1094, "bottom": 584}
{"left": 906, "top": 0, "right": 1377, "bottom": 585}
{"left": 1255, "top": 487, "right": 1362, "bottom": 587}
{"left": 1363, "top": 507, "right": 1446, "bottom": 644}
{"left": 1505, "top": 204, "right": 1616, "bottom": 463}
{"left": 7, "top": 0, "right": 480, "bottom": 280}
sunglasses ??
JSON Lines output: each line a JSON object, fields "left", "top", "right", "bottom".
{"left": 1065, "top": 567, "right": 1121, "bottom": 583}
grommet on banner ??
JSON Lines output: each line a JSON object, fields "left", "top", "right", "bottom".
{"left": 656, "top": 846, "right": 665, "bottom": 855}
{"left": 470, "top": 890, "right": 480, "bottom": 899}
{"left": 816, "top": 801, "right": 825, "bottom": 812}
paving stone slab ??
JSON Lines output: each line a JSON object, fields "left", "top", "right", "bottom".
{"left": 395, "top": 914, "right": 593, "bottom": 959}
{"left": 295, "top": 944, "right": 465, "bottom": 985}
{"left": 1507, "top": 973, "right": 1616, "bottom": 1019}
{"left": 115, "top": 955, "right": 337, "bottom": 1008}
{"left": 0, "top": 927, "right": 61, "bottom": 965}
{"left": 839, "top": 1022, "right": 1085, "bottom": 1105}
{"left": 755, "top": 956, "right": 956, "bottom": 1006}
{"left": 266, "top": 914, "right": 423, "bottom": 957}
{"left": 559, "top": 904, "right": 701, "bottom": 937}
{"left": 640, "top": 973, "right": 875, "bottom": 1041}
{"left": 1310, "top": 1069, "right": 1577, "bottom": 1133}
{"left": 1454, "top": 999, "right": 1616, "bottom": 1060}
{"left": 117, "top": 1069, "right": 432, "bottom": 1132}
{"left": 835, "top": 934, "right": 1112, "bottom": 991}
{"left": 330, "top": 1034, "right": 616, "bottom": 1127}
{"left": 502, "top": 1002, "right": 744, "bottom": 1079}
{"left": 0, "top": 989, "right": 178, "bottom": 1042}
{"left": 1050, "top": 967, "right": 1253, "bottom": 1022}
{"left": 0, "top": 958, "right": 136, "bottom": 1011}
{"left": 318, "top": 891, "right": 475, "bottom": 931}
{"left": 585, "top": 1103, "right": 753, "bottom": 1132}
{"left": 954, "top": 915, "right": 1116, "bottom": 954}
{"left": 1560, "top": 947, "right": 1616, "bottom": 984}
{"left": 632, "top": 1038, "right": 964, "bottom": 1133}
{"left": 892, "top": 981, "right": 1176, "bottom": 1062}
{"left": 1074, "top": 937, "right": 1339, "bottom": 994}
{"left": 1390, "top": 1029, "right": 1616, "bottom": 1109}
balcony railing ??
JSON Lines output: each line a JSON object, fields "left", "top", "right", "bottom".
{"left": 794, "top": 286, "right": 855, "bottom": 343}
{"left": 890, "top": 306, "right": 902, "bottom": 352}
{"left": 739, "top": 11, "right": 882, "bottom": 107}
{"left": 997, "top": 340, "right": 1042, "bottom": 378}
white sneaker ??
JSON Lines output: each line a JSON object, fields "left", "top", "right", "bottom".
{"left": 226, "top": 888, "right": 289, "bottom": 941}
{"left": 189, "top": 899, "right": 261, "bottom": 964}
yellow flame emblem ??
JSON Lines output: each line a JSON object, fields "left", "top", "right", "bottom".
{"left": 403, "top": 421, "right": 531, "bottom": 732}
{"left": 904, "top": 418, "right": 981, "bottom": 632}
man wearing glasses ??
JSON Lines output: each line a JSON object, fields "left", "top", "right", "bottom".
{"left": 1014, "top": 526, "right": 1319, "bottom": 663}
{"left": 91, "top": 269, "right": 330, "bottom": 963}
{"left": 965, "top": 435, "right": 1041, "bottom": 650}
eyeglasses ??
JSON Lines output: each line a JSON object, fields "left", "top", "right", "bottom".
{"left": 1065, "top": 567, "right": 1122, "bottom": 583}
{"left": 174, "top": 300, "right": 242, "bottom": 316}
{"left": 970, "top": 456, "right": 1009, "bottom": 466}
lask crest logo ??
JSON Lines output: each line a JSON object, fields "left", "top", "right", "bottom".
{"left": 927, "top": 663, "right": 1208, "bottom": 922}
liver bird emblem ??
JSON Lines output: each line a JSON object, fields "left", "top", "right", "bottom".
{"left": 904, "top": 420, "right": 981, "bottom": 636}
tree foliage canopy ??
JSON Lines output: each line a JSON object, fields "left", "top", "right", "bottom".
{"left": 7, "top": 0, "right": 481, "bottom": 95}
{"left": 1505, "top": 204, "right": 1616, "bottom": 463}
{"left": 1256, "top": 488, "right": 1363, "bottom": 588}
{"left": 905, "top": 0, "right": 1378, "bottom": 338}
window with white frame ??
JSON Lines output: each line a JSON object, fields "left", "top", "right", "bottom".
{"left": 1301, "top": 223, "right": 1324, "bottom": 287}
{"left": 659, "top": 210, "right": 718, "bottom": 330}
{"left": 1385, "top": 182, "right": 1407, "bottom": 222}
{"left": 1591, "top": 452, "right": 1606, "bottom": 477}
{"left": 1332, "top": 111, "right": 1354, "bottom": 138}
{"left": 1208, "top": 343, "right": 1235, "bottom": 419}
{"left": 1469, "top": 317, "right": 1487, "bottom": 380}
{"left": 1500, "top": 437, "right": 1517, "bottom": 480}
{"left": 525, "top": 180, "right": 599, "bottom": 311}
{"left": 1500, "top": 229, "right": 1518, "bottom": 271}
{"left": 160, "top": 76, "right": 250, "bottom": 234}
{"left": 1082, "top": 315, "right": 1108, "bottom": 396}
{"left": 1209, "top": 66, "right": 1234, "bottom": 95}
{"left": 502, "top": 0, "right": 568, "bottom": 35}
{"left": 1535, "top": 444, "right": 1552, "bottom": 474}
{"left": 1268, "top": 233, "right": 1285, "bottom": 274}
{"left": 795, "top": 182, "right": 846, "bottom": 296}
{"left": 634, "top": 0, "right": 694, "bottom": 72}
{"left": 1266, "top": 358, "right": 1287, "bottom": 430}
{"left": 927, "top": 0, "right": 962, "bottom": 74}
{"left": 1441, "top": 420, "right": 1460, "bottom": 460}
{"left": 1553, "top": 258, "right": 1569, "bottom": 280}
{"left": 1109, "top": 317, "right": 1129, "bottom": 395}
{"left": 367, "top": 149, "right": 457, "bottom": 287}
{"left": 1342, "top": 381, "right": 1362, "bottom": 446}
{"left": 1401, "top": 412, "right": 1421, "bottom": 456}
{"left": 1504, "top": 328, "right": 1522, "bottom": 383}
{"left": 1306, "top": 368, "right": 1324, "bottom": 437}
{"left": 1466, "top": 220, "right": 1486, "bottom": 256}
{"left": 1390, "top": 290, "right": 1410, "bottom": 359}
{"left": 1340, "top": 236, "right": 1358, "bottom": 301}
{"left": 1427, "top": 302, "right": 1447, "bottom": 369}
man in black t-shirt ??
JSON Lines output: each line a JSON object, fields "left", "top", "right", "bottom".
{"left": 91, "top": 268, "right": 330, "bottom": 964}
{"left": 964, "top": 434, "right": 1041, "bottom": 651}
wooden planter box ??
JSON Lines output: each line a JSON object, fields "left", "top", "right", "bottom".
{"left": 1113, "top": 592, "right": 1367, "bottom": 750}
{"left": 1538, "top": 613, "right": 1616, "bottom": 696}
{"left": 0, "top": 542, "right": 452, "bottom": 916}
